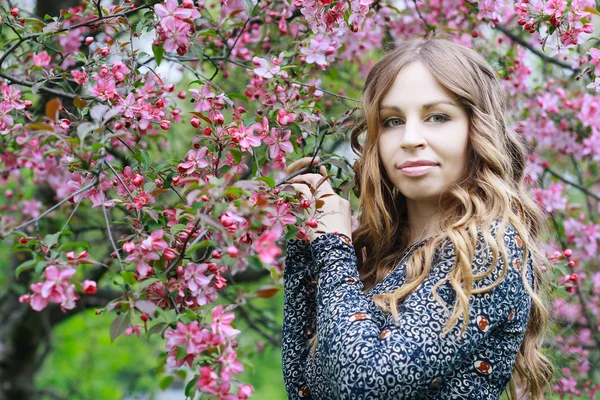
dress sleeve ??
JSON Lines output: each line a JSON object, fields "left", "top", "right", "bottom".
{"left": 310, "top": 225, "right": 532, "bottom": 399}
{"left": 282, "top": 238, "right": 317, "bottom": 400}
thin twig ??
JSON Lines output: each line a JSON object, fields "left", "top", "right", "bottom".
{"left": 3, "top": 177, "right": 99, "bottom": 237}
{"left": 494, "top": 24, "right": 580, "bottom": 74}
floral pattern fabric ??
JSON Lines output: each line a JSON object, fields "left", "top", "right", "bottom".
{"left": 282, "top": 220, "right": 535, "bottom": 399}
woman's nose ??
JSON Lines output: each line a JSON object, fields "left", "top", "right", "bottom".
{"left": 400, "top": 119, "right": 426, "bottom": 149}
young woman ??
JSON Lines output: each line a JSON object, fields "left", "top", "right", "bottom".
{"left": 282, "top": 36, "right": 555, "bottom": 400}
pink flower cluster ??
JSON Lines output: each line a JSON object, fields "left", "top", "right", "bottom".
{"left": 0, "top": 82, "right": 26, "bottom": 135}
{"left": 295, "top": 0, "right": 373, "bottom": 34}
{"left": 19, "top": 251, "right": 96, "bottom": 312}
{"left": 123, "top": 229, "right": 169, "bottom": 277}
{"left": 514, "top": 0, "right": 595, "bottom": 56}
{"left": 188, "top": 85, "right": 227, "bottom": 125}
{"left": 154, "top": 0, "right": 201, "bottom": 55}
{"left": 164, "top": 306, "right": 253, "bottom": 398}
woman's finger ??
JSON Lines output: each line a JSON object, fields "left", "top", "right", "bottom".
{"left": 289, "top": 173, "right": 335, "bottom": 195}
{"left": 286, "top": 156, "right": 321, "bottom": 176}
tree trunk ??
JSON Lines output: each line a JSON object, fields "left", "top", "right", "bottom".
{"left": 0, "top": 254, "right": 53, "bottom": 400}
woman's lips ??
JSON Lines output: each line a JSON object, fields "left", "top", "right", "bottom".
{"left": 399, "top": 165, "right": 439, "bottom": 177}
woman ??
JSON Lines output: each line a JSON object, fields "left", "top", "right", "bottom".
{"left": 282, "top": 36, "right": 555, "bottom": 399}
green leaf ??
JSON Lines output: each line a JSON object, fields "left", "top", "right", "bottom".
{"left": 152, "top": 43, "right": 164, "bottom": 66}
{"left": 15, "top": 259, "right": 37, "bottom": 278}
{"left": 44, "top": 232, "right": 61, "bottom": 249}
{"left": 120, "top": 271, "right": 136, "bottom": 286}
{"left": 148, "top": 322, "right": 167, "bottom": 337}
{"left": 159, "top": 375, "right": 174, "bottom": 390}
{"left": 109, "top": 312, "right": 131, "bottom": 342}
{"left": 290, "top": 124, "right": 302, "bottom": 137}
{"left": 175, "top": 345, "right": 187, "bottom": 360}
{"left": 170, "top": 224, "right": 188, "bottom": 236}
{"left": 228, "top": 92, "right": 249, "bottom": 104}
{"left": 256, "top": 176, "right": 275, "bottom": 189}
{"left": 186, "top": 240, "right": 216, "bottom": 254}
{"left": 184, "top": 376, "right": 199, "bottom": 398}
{"left": 58, "top": 241, "right": 91, "bottom": 252}
{"left": 229, "top": 149, "right": 242, "bottom": 164}
{"left": 139, "top": 149, "right": 151, "bottom": 170}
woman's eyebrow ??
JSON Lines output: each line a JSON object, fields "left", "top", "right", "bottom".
{"left": 379, "top": 100, "right": 457, "bottom": 112}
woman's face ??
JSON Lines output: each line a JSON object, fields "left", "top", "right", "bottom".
{"left": 377, "top": 61, "right": 470, "bottom": 207}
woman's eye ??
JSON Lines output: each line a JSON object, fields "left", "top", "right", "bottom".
{"left": 382, "top": 114, "right": 450, "bottom": 128}
{"left": 383, "top": 117, "right": 403, "bottom": 127}
{"left": 429, "top": 114, "right": 450, "bottom": 123}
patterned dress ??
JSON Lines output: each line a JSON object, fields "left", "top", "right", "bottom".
{"left": 282, "top": 220, "right": 535, "bottom": 399}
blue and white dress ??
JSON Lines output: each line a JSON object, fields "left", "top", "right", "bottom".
{"left": 282, "top": 220, "right": 535, "bottom": 399}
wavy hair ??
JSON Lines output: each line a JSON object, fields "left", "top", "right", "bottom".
{"left": 307, "top": 36, "right": 555, "bottom": 399}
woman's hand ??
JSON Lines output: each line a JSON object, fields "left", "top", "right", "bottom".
{"left": 286, "top": 156, "right": 353, "bottom": 242}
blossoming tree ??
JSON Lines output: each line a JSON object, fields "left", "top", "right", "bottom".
{"left": 1, "top": 0, "right": 600, "bottom": 399}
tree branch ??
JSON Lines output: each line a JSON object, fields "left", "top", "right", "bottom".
{"left": 494, "top": 24, "right": 580, "bottom": 74}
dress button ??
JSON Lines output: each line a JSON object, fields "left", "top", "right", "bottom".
{"left": 299, "top": 386, "right": 311, "bottom": 397}
{"left": 430, "top": 377, "right": 442, "bottom": 388}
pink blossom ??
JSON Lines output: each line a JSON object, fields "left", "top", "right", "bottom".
{"left": 0, "top": 102, "right": 14, "bottom": 135}
{"left": 125, "top": 324, "right": 142, "bottom": 337}
{"left": 22, "top": 199, "right": 43, "bottom": 218}
{"left": 154, "top": 0, "right": 198, "bottom": 28}
{"left": 71, "top": 68, "right": 88, "bottom": 84}
{"left": 218, "top": 349, "right": 244, "bottom": 384}
{"left": 263, "top": 128, "right": 293, "bottom": 159}
{"left": 140, "top": 229, "right": 169, "bottom": 253}
{"left": 589, "top": 48, "right": 600, "bottom": 67}
{"left": 532, "top": 182, "right": 568, "bottom": 213}
{"left": 112, "top": 61, "right": 128, "bottom": 81}
{"left": 27, "top": 265, "right": 79, "bottom": 312}
{"left": 276, "top": 108, "right": 296, "bottom": 126}
{"left": 300, "top": 35, "right": 330, "bottom": 66}
{"left": 184, "top": 262, "right": 214, "bottom": 293}
{"left": 32, "top": 51, "right": 51, "bottom": 67}
{"left": 162, "top": 18, "right": 191, "bottom": 53}
{"left": 255, "top": 229, "right": 283, "bottom": 264}
{"left": 211, "top": 305, "right": 240, "bottom": 340}
{"left": 178, "top": 146, "right": 210, "bottom": 174}
{"left": 197, "top": 365, "right": 219, "bottom": 394}
{"left": 230, "top": 123, "right": 262, "bottom": 153}
{"left": 189, "top": 85, "right": 215, "bottom": 112}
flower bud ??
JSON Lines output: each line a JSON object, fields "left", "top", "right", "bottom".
{"left": 140, "top": 313, "right": 149, "bottom": 321}
{"left": 202, "top": 126, "right": 212, "bottom": 135}
{"left": 85, "top": 36, "right": 94, "bottom": 45}
{"left": 306, "top": 219, "right": 319, "bottom": 228}
{"left": 159, "top": 120, "right": 171, "bottom": 130}
{"left": 567, "top": 260, "right": 575, "bottom": 267}
{"left": 191, "top": 116, "right": 201, "bottom": 128}
{"left": 19, "top": 294, "right": 30, "bottom": 303}
{"left": 156, "top": 98, "right": 165, "bottom": 108}
{"left": 212, "top": 249, "right": 222, "bottom": 259}
{"left": 177, "top": 91, "right": 186, "bottom": 99}
{"left": 563, "top": 249, "right": 572, "bottom": 258}
{"left": 226, "top": 246, "right": 239, "bottom": 257}
{"left": 176, "top": 266, "right": 185, "bottom": 276}
{"left": 100, "top": 47, "right": 110, "bottom": 56}
{"left": 132, "top": 174, "right": 144, "bottom": 186}
{"left": 300, "top": 199, "right": 311, "bottom": 208}
{"left": 163, "top": 248, "right": 177, "bottom": 260}
{"left": 10, "top": 8, "right": 19, "bottom": 16}
{"left": 83, "top": 280, "right": 97, "bottom": 295}
{"left": 570, "top": 273, "right": 578, "bottom": 282}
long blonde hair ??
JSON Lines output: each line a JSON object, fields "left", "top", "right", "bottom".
{"left": 308, "top": 36, "right": 555, "bottom": 399}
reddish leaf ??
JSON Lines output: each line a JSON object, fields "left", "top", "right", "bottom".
{"left": 45, "top": 98, "right": 61, "bottom": 121}
{"left": 256, "top": 285, "right": 280, "bottom": 299}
